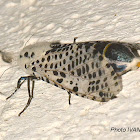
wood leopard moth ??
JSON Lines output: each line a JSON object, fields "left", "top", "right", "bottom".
{"left": 7, "top": 39, "right": 140, "bottom": 116}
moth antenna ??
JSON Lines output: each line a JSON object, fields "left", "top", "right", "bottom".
{"left": 0, "top": 65, "right": 18, "bottom": 79}
{"left": 23, "top": 34, "right": 35, "bottom": 48}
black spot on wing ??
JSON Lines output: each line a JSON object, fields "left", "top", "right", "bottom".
{"left": 88, "top": 87, "right": 90, "bottom": 92}
{"left": 55, "top": 64, "right": 58, "bottom": 69}
{"left": 96, "top": 80, "right": 100, "bottom": 84}
{"left": 103, "top": 77, "right": 107, "bottom": 82}
{"left": 50, "top": 63, "right": 53, "bottom": 69}
{"left": 41, "top": 58, "right": 45, "bottom": 62}
{"left": 93, "top": 72, "right": 96, "bottom": 78}
{"left": 86, "top": 64, "right": 89, "bottom": 73}
{"left": 82, "top": 66, "right": 85, "bottom": 74}
{"left": 98, "top": 69, "right": 102, "bottom": 76}
{"left": 60, "top": 72, "right": 66, "bottom": 78}
{"left": 39, "top": 64, "right": 42, "bottom": 68}
{"left": 69, "top": 56, "right": 73, "bottom": 60}
{"left": 70, "top": 81, "right": 73, "bottom": 84}
{"left": 47, "top": 56, "right": 50, "bottom": 62}
{"left": 72, "top": 61, "right": 75, "bottom": 68}
{"left": 106, "top": 63, "right": 111, "bottom": 68}
{"left": 111, "top": 71, "right": 115, "bottom": 76}
{"left": 53, "top": 71, "right": 58, "bottom": 76}
{"left": 57, "top": 78, "right": 63, "bottom": 83}
{"left": 24, "top": 52, "right": 28, "bottom": 57}
{"left": 73, "top": 87, "right": 78, "bottom": 92}
{"left": 92, "top": 86, "right": 95, "bottom": 92}
{"left": 77, "top": 68, "right": 81, "bottom": 76}
{"left": 96, "top": 85, "right": 99, "bottom": 90}
{"left": 99, "top": 92, "right": 104, "bottom": 97}
{"left": 63, "top": 59, "right": 66, "bottom": 64}
{"left": 31, "top": 52, "right": 35, "bottom": 58}
{"left": 45, "top": 64, "right": 48, "bottom": 68}
{"left": 45, "top": 50, "right": 51, "bottom": 55}
{"left": 36, "top": 60, "right": 39, "bottom": 63}
{"left": 59, "top": 54, "right": 62, "bottom": 59}
{"left": 50, "top": 49, "right": 57, "bottom": 53}
{"left": 32, "top": 67, "right": 36, "bottom": 72}
{"left": 88, "top": 74, "right": 92, "bottom": 79}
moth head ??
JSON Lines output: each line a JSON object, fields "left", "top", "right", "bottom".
{"left": 18, "top": 42, "right": 51, "bottom": 75}
{"left": 103, "top": 43, "right": 140, "bottom": 75}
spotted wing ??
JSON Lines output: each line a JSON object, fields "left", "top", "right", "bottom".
{"left": 31, "top": 42, "right": 122, "bottom": 102}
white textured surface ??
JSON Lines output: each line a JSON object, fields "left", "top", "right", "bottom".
{"left": 0, "top": 0, "right": 140, "bottom": 140}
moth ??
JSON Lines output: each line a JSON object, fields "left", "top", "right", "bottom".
{"left": 7, "top": 39, "right": 140, "bottom": 116}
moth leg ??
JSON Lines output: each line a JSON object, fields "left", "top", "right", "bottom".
{"left": 6, "top": 76, "right": 27, "bottom": 100}
{"left": 73, "top": 37, "right": 78, "bottom": 43}
{"left": 18, "top": 76, "right": 35, "bottom": 116}
{"left": 67, "top": 91, "right": 71, "bottom": 105}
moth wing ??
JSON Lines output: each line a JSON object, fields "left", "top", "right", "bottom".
{"left": 32, "top": 43, "right": 122, "bottom": 102}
